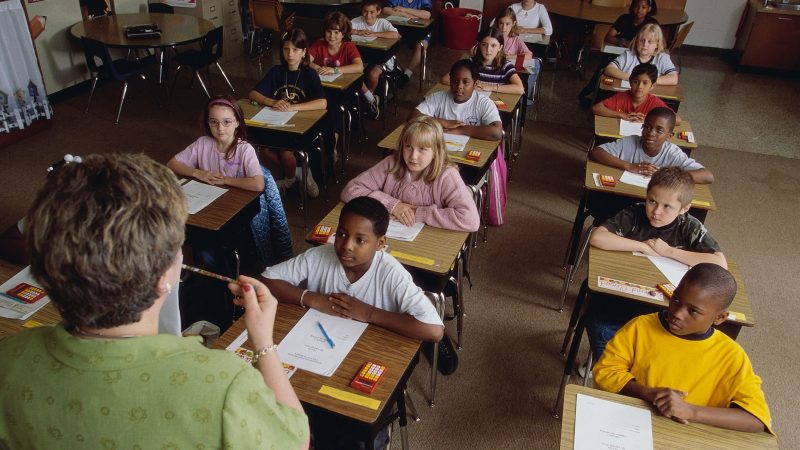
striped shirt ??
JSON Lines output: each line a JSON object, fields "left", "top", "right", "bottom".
{"left": 478, "top": 61, "right": 517, "bottom": 86}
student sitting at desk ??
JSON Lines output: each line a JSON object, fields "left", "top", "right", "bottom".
{"left": 261, "top": 196, "right": 445, "bottom": 343}
{"left": 509, "top": 0, "right": 553, "bottom": 35}
{"left": 585, "top": 167, "right": 726, "bottom": 363}
{"left": 249, "top": 28, "right": 327, "bottom": 198}
{"left": 340, "top": 116, "right": 480, "bottom": 232}
{"left": 411, "top": 59, "right": 503, "bottom": 141}
{"left": 441, "top": 28, "right": 525, "bottom": 96}
{"left": 0, "top": 153, "right": 309, "bottom": 448}
{"left": 352, "top": 0, "right": 400, "bottom": 119}
{"left": 589, "top": 107, "right": 713, "bottom": 184}
{"left": 604, "top": 23, "right": 678, "bottom": 86}
{"left": 493, "top": 8, "right": 540, "bottom": 106}
{"left": 592, "top": 63, "right": 682, "bottom": 124}
{"left": 594, "top": 263, "right": 773, "bottom": 434}
{"left": 382, "top": 0, "right": 432, "bottom": 88}
{"left": 605, "top": 0, "right": 659, "bottom": 48}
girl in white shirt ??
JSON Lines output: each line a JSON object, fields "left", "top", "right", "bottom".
{"left": 509, "top": 0, "right": 553, "bottom": 35}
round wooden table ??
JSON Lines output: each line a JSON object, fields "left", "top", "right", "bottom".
{"left": 70, "top": 12, "right": 215, "bottom": 49}
{"left": 540, "top": 0, "right": 688, "bottom": 25}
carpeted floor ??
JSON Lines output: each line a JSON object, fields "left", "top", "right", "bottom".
{"left": 0, "top": 43, "right": 797, "bottom": 448}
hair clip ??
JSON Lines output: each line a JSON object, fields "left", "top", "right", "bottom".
{"left": 47, "top": 154, "right": 82, "bottom": 173}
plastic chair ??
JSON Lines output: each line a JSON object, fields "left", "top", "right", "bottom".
{"left": 248, "top": 0, "right": 292, "bottom": 56}
{"left": 171, "top": 27, "right": 235, "bottom": 99}
{"left": 81, "top": 37, "right": 156, "bottom": 124}
{"left": 670, "top": 21, "right": 694, "bottom": 72}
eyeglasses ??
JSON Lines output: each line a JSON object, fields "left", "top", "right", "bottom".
{"left": 642, "top": 124, "right": 669, "bottom": 136}
{"left": 208, "top": 119, "right": 237, "bottom": 128}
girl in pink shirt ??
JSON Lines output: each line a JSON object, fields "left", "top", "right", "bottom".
{"left": 341, "top": 116, "right": 479, "bottom": 232}
{"left": 493, "top": 7, "right": 540, "bottom": 106}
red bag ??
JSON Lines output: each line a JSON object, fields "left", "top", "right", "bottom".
{"left": 486, "top": 142, "right": 507, "bottom": 226}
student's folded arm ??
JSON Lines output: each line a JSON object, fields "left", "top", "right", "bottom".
{"left": 666, "top": 249, "right": 727, "bottom": 269}
{"left": 414, "top": 172, "right": 480, "bottom": 232}
{"left": 289, "top": 98, "right": 327, "bottom": 111}
{"left": 340, "top": 166, "right": 401, "bottom": 213}
{"left": 455, "top": 121, "right": 503, "bottom": 141}
{"left": 381, "top": 6, "right": 399, "bottom": 14}
{"left": 224, "top": 174, "right": 265, "bottom": 192}
{"left": 407, "top": 7, "right": 431, "bottom": 19}
{"left": 249, "top": 90, "right": 277, "bottom": 107}
{"left": 497, "top": 73, "right": 524, "bottom": 95}
{"left": 605, "top": 27, "right": 621, "bottom": 45}
{"left": 261, "top": 278, "right": 305, "bottom": 305}
{"left": 166, "top": 158, "right": 196, "bottom": 178}
{"left": 603, "top": 64, "right": 629, "bottom": 80}
{"left": 687, "top": 168, "right": 714, "bottom": 184}
{"left": 369, "top": 308, "right": 444, "bottom": 342}
{"left": 339, "top": 57, "right": 364, "bottom": 74}
{"left": 589, "top": 226, "right": 650, "bottom": 253}
{"left": 591, "top": 101, "right": 625, "bottom": 119}
{"left": 685, "top": 404, "right": 766, "bottom": 433}
{"left": 588, "top": 146, "right": 631, "bottom": 171}
{"left": 674, "top": 112, "right": 683, "bottom": 125}
{"left": 656, "top": 72, "right": 679, "bottom": 86}
{"left": 440, "top": 73, "right": 451, "bottom": 84}
{"left": 377, "top": 30, "right": 400, "bottom": 39}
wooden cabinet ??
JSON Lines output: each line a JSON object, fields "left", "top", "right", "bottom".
{"left": 736, "top": 3, "right": 800, "bottom": 70}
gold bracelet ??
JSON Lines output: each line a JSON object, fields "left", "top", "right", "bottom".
{"left": 251, "top": 344, "right": 278, "bottom": 365}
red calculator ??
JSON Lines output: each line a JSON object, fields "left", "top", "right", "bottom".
{"left": 350, "top": 362, "right": 387, "bottom": 394}
{"left": 599, "top": 175, "right": 616, "bottom": 187}
{"left": 6, "top": 283, "right": 47, "bottom": 303}
{"left": 466, "top": 150, "right": 481, "bottom": 161}
{"left": 310, "top": 225, "right": 333, "bottom": 244}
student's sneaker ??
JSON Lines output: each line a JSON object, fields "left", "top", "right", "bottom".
{"left": 576, "top": 359, "right": 592, "bottom": 380}
{"left": 365, "top": 95, "right": 380, "bottom": 120}
{"left": 295, "top": 167, "right": 319, "bottom": 199}
{"left": 423, "top": 334, "right": 458, "bottom": 375}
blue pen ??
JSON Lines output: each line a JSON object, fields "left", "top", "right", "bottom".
{"left": 317, "top": 321, "right": 335, "bottom": 348}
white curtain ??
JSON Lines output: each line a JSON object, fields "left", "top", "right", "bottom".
{"left": 0, "top": 0, "right": 52, "bottom": 134}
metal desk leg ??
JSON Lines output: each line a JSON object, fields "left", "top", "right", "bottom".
{"left": 453, "top": 251, "right": 465, "bottom": 349}
{"left": 418, "top": 40, "right": 427, "bottom": 93}
{"left": 562, "top": 189, "right": 588, "bottom": 270}
{"left": 397, "top": 386, "right": 409, "bottom": 450}
{"left": 354, "top": 91, "right": 367, "bottom": 142}
{"left": 558, "top": 226, "right": 594, "bottom": 312}
{"left": 426, "top": 292, "right": 444, "bottom": 407}
{"left": 316, "top": 132, "right": 329, "bottom": 193}
{"left": 560, "top": 279, "right": 588, "bottom": 356}
{"left": 405, "top": 389, "right": 421, "bottom": 422}
{"left": 553, "top": 293, "right": 589, "bottom": 418}
{"left": 296, "top": 150, "right": 309, "bottom": 229}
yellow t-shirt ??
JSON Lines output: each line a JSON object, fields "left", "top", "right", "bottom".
{"left": 593, "top": 312, "right": 773, "bottom": 434}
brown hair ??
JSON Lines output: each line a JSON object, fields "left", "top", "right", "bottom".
{"left": 493, "top": 8, "right": 520, "bottom": 37}
{"left": 25, "top": 153, "right": 187, "bottom": 329}
{"left": 203, "top": 94, "right": 248, "bottom": 160}
{"left": 280, "top": 27, "right": 311, "bottom": 67}
{"left": 472, "top": 28, "right": 507, "bottom": 73}
{"left": 323, "top": 11, "right": 352, "bottom": 40}
{"left": 389, "top": 116, "right": 454, "bottom": 183}
{"left": 647, "top": 166, "right": 695, "bottom": 206}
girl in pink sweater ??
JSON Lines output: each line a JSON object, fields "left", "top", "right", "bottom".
{"left": 341, "top": 116, "right": 480, "bottom": 232}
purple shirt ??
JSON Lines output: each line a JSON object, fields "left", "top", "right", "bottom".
{"left": 174, "top": 136, "right": 261, "bottom": 179}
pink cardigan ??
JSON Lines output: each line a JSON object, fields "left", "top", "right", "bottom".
{"left": 341, "top": 156, "right": 480, "bottom": 232}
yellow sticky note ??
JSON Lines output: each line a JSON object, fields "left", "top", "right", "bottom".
{"left": 389, "top": 251, "right": 435, "bottom": 266}
{"left": 22, "top": 320, "right": 43, "bottom": 328}
{"left": 691, "top": 200, "right": 711, "bottom": 206}
{"left": 319, "top": 385, "right": 381, "bottom": 410}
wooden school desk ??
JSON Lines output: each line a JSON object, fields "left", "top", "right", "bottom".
{"left": 214, "top": 303, "right": 421, "bottom": 449}
{"left": 238, "top": 99, "right": 328, "bottom": 227}
{"left": 383, "top": 15, "right": 434, "bottom": 92}
{"left": 554, "top": 247, "right": 757, "bottom": 418}
{"left": 0, "top": 261, "right": 60, "bottom": 337}
{"left": 559, "top": 161, "right": 717, "bottom": 311}
{"left": 597, "top": 77, "right": 685, "bottom": 112}
{"left": 378, "top": 124, "right": 499, "bottom": 244}
{"left": 593, "top": 115, "right": 698, "bottom": 154}
{"left": 560, "top": 384, "right": 778, "bottom": 450}
{"left": 320, "top": 73, "right": 365, "bottom": 178}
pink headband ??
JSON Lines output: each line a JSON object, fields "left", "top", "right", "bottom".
{"left": 208, "top": 98, "right": 235, "bottom": 109}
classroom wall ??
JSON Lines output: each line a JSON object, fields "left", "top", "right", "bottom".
{"left": 24, "top": 0, "right": 147, "bottom": 95}
{"left": 684, "top": 0, "right": 748, "bottom": 49}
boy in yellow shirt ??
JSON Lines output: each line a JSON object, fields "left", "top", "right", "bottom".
{"left": 593, "top": 263, "right": 773, "bottom": 434}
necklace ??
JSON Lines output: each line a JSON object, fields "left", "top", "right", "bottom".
{"left": 71, "top": 326, "right": 138, "bottom": 340}
{"left": 284, "top": 67, "right": 302, "bottom": 103}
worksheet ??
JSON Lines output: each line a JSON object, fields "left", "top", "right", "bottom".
{"left": 574, "top": 393, "right": 653, "bottom": 450}
{"left": 443, "top": 133, "right": 470, "bottom": 152}
{"left": 386, "top": 220, "right": 424, "bottom": 242}
{"left": 619, "top": 171, "right": 651, "bottom": 188}
{"left": 619, "top": 119, "right": 643, "bottom": 136}
{"left": 181, "top": 180, "right": 227, "bottom": 214}
{"left": 351, "top": 35, "right": 377, "bottom": 43}
{"left": 634, "top": 252, "right": 690, "bottom": 286}
{"left": 250, "top": 107, "right": 297, "bottom": 126}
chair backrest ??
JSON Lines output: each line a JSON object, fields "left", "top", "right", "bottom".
{"left": 670, "top": 21, "right": 694, "bottom": 52}
{"left": 202, "top": 26, "right": 225, "bottom": 61}
{"left": 81, "top": 37, "right": 113, "bottom": 76}
{"left": 148, "top": 2, "right": 175, "bottom": 14}
{"left": 250, "top": 0, "right": 282, "bottom": 33}
{"left": 591, "top": 0, "right": 628, "bottom": 7}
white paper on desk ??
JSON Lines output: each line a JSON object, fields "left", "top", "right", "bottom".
{"left": 387, "top": 220, "right": 424, "bottom": 242}
{"left": 385, "top": 15, "right": 410, "bottom": 23}
{"left": 602, "top": 44, "right": 627, "bottom": 55}
{"left": 250, "top": 107, "right": 297, "bottom": 125}
{"left": 318, "top": 72, "right": 343, "bottom": 83}
{"left": 0, "top": 266, "right": 50, "bottom": 320}
{"left": 619, "top": 171, "right": 651, "bottom": 188}
{"left": 351, "top": 34, "right": 378, "bottom": 42}
{"left": 443, "top": 133, "right": 470, "bottom": 152}
{"left": 619, "top": 119, "right": 642, "bottom": 136}
{"left": 633, "top": 252, "right": 690, "bottom": 286}
{"left": 520, "top": 33, "right": 544, "bottom": 43}
{"left": 182, "top": 180, "right": 228, "bottom": 214}
{"left": 277, "top": 309, "right": 367, "bottom": 377}
{"left": 620, "top": 79, "right": 631, "bottom": 89}
{"left": 575, "top": 393, "right": 653, "bottom": 450}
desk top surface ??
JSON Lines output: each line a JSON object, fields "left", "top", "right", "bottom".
{"left": 239, "top": 99, "right": 327, "bottom": 135}
{"left": 378, "top": 124, "right": 499, "bottom": 171}
{"left": 541, "top": 0, "right": 688, "bottom": 25}
{"left": 584, "top": 161, "right": 717, "bottom": 211}
{"left": 182, "top": 179, "right": 261, "bottom": 231}
{"left": 594, "top": 115, "right": 697, "bottom": 149}
{"left": 560, "top": 384, "right": 777, "bottom": 450}
{"left": 70, "top": 13, "right": 215, "bottom": 48}
{"left": 307, "top": 203, "right": 468, "bottom": 276}
{"left": 599, "top": 77, "right": 685, "bottom": 102}
{"left": 353, "top": 36, "right": 401, "bottom": 51}
{"left": 321, "top": 73, "right": 363, "bottom": 90}
{"left": 382, "top": 14, "right": 434, "bottom": 28}
{"left": 587, "top": 247, "right": 755, "bottom": 327}
{"left": 0, "top": 261, "right": 61, "bottom": 337}
{"left": 215, "top": 303, "right": 421, "bottom": 424}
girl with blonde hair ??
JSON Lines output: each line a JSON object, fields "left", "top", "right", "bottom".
{"left": 604, "top": 23, "right": 678, "bottom": 85}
